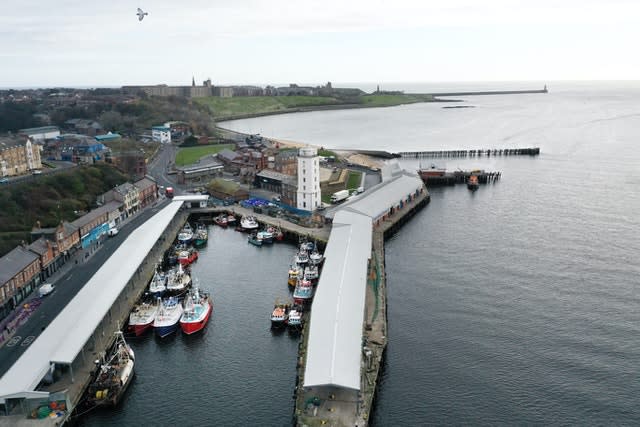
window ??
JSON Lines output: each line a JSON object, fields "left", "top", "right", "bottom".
{"left": 304, "top": 202, "right": 307, "bottom": 208}
{"left": 303, "top": 178, "right": 306, "bottom": 182}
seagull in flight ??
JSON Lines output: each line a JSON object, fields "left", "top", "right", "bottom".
{"left": 137, "top": 8, "right": 148, "bottom": 21}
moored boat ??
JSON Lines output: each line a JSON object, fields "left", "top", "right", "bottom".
{"left": 193, "top": 223, "right": 208, "bottom": 247}
{"left": 287, "top": 305, "right": 303, "bottom": 328}
{"left": 86, "top": 331, "right": 135, "bottom": 407}
{"left": 304, "top": 265, "right": 319, "bottom": 281}
{"left": 226, "top": 214, "right": 237, "bottom": 225}
{"left": 256, "top": 230, "right": 274, "bottom": 244}
{"left": 177, "top": 248, "right": 199, "bottom": 266}
{"left": 294, "top": 249, "right": 309, "bottom": 266}
{"left": 213, "top": 215, "right": 228, "bottom": 228}
{"left": 128, "top": 299, "right": 160, "bottom": 336}
{"left": 180, "top": 287, "right": 213, "bottom": 335}
{"left": 177, "top": 223, "right": 194, "bottom": 244}
{"left": 248, "top": 232, "right": 263, "bottom": 247}
{"left": 293, "top": 279, "right": 314, "bottom": 305}
{"left": 467, "top": 174, "right": 479, "bottom": 191}
{"left": 240, "top": 215, "right": 259, "bottom": 231}
{"left": 267, "top": 225, "right": 284, "bottom": 241}
{"left": 309, "top": 250, "right": 324, "bottom": 265}
{"left": 148, "top": 268, "right": 167, "bottom": 298}
{"left": 166, "top": 263, "right": 192, "bottom": 296}
{"left": 153, "top": 297, "right": 184, "bottom": 338}
{"left": 271, "top": 301, "right": 290, "bottom": 327}
{"left": 287, "top": 265, "right": 302, "bottom": 287}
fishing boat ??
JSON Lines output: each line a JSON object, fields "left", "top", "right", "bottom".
{"left": 287, "top": 306, "right": 303, "bottom": 329}
{"left": 294, "top": 249, "right": 309, "bottom": 266}
{"left": 128, "top": 299, "right": 160, "bottom": 336}
{"left": 148, "top": 268, "right": 167, "bottom": 298}
{"left": 248, "top": 232, "right": 263, "bottom": 247}
{"left": 256, "top": 229, "right": 274, "bottom": 244}
{"left": 153, "top": 297, "right": 184, "bottom": 338}
{"left": 299, "top": 240, "right": 315, "bottom": 253}
{"left": 179, "top": 287, "right": 213, "bottom": 335}
{"left": 267, "top": 225, "right": 284, "bottom": 241}
{"left": 304, "top": 265, "right": 319, "bottom": 281}
{"left": 293, "top": 279, "right": 314, "bottom": 305}
{"left": 270, "top": 301, "right": 290, "bottom": 327}
{"left": 226, "top": 214, "right": 237, "bottom": 226}
{"left": 240, "top": 215, "right": 259, "bottom": 231}
{"left": 193, "top": 223, "right": 208, "bottom": 247}
{"left": 287, "top": 265, "right": 302, "bottom": 287}
{"left": 177, "top": 248, "right": 199, "bottom": 266}
{"left": 165, "top": 263, "right": 191, "bottom": 296}
{"left": 86, "top": 331, "right": 135, "bottom": 407}
{"left": 177, "top": 223, "right": 194, "bottom": 244}
{"left": 309, "top": 249, "right": 324, "bottom": 265}
{"left": 467, "top": 174, "right": 479, "bottom": 191}
{"left": 213, "top": 215, "right": 228, "bottom": 228}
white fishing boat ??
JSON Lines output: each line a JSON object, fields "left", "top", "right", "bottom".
{"left": 148, "top": 268, "right": 167, "bottom": 297}
{"left": 166, "top": 263, "right": 191, "bottom": 296}
{"left": 177, "top": 223, "right": 194, "bottom": 244}
{"left": 240, "top": 216, "right": 259, "bottom": 231}
{"left": 304, "top": 265, "right": 319, "bottom": 281}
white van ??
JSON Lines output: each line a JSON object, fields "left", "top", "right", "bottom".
{"left": 108, "top": 227, "right": 119, "bottom": 237}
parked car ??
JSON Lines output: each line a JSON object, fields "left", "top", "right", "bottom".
{"left": 38, "top": 283, "right": 55, "bottom": 297}
{"left": 108, "top": 227, "right": 119, "bottom": 237}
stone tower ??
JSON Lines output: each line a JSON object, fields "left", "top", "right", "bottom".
{"left": 296, "top": 147, "right": 321, "bottom": 211}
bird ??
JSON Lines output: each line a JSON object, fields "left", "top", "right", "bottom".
{"left": 137, "top": 8, "right": 148, "bottom": 21}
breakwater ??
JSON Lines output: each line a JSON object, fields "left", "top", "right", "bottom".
{"left": 429, "top": 87, "right": 548, "bottom": 97}
{"left": 398, "top": 147, "right": 540, "bottom": 158}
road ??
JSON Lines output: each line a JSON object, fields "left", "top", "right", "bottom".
{"left": 147, "top": 143, "right": 180, "bottom": 194}
{"left": 0, "top": 198, "right": 171, "bottom": 376}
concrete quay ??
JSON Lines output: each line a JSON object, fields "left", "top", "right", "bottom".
{"left": 294, "top": 189, "right": 429, "bottom": 427}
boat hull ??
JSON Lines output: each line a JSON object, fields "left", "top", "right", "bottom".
{"left": 129, "top": 321, "right": 153, "bottom": 337}
{"left": 154, "top": 322, "right": 180, "bottom": 338}
{"left": 180, "top": 304, "right": 212, "bottom": 335}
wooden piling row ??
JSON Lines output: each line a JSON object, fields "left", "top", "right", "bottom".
{"left": 398, "top": 147, "right": 540, "bottom": 158}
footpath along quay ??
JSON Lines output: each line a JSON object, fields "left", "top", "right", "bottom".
{"left": 293, "top": 169, "right": 430, "bottom": 427}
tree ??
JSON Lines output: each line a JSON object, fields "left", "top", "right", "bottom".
{"left": 99, "top": 110, "right": 124, "bottom": 132}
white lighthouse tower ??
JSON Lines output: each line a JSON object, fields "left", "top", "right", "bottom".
{"left": 296, "top": 146, "right": 321, "bottom": 211}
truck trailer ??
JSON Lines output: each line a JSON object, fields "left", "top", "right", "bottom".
{"left": 330, "top": 189, "right": 350, "bottom": 203}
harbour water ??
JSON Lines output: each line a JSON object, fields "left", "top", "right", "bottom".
{"left": 84, "top": 82, "right": 639, "bottom": 425}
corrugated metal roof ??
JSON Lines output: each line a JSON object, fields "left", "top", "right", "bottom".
{"left": 332, "top": 170, "right": 424, "bottom": 221}
{"left": 0, "top": 201, "right": 184, "bottom": 403}
{"left": 303, "top": 210, "right": 372, "bottom": 390}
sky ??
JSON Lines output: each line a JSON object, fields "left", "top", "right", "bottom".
{"left": 1, "top": 0, "right": 639, "bottom": 88}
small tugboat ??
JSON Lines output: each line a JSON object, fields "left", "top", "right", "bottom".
{"left": 148, "top": 267, "right": 167, "bottom": 298}
{"left": 271, "top": 300, "right": 290, "bottom": 327}
{"left": 193, "top": 223, "right": 208, "bottom": 247}
{"left": 177, "top": 248, "right": 199, "bottom": 266}
{"left": 153, "top": 297, "right": 184, "bottom": 338}
{"left": 177, "top": 223, "right": 194, "bottom": 244}
{"left": 86, "top": 331, "right": 135, "bottom": 407}
{"left": 128, "top": 298, "right": 160, "bottom": 336}
{"left": 213, "top": 215, "right": 228, "bottom": 228}
{"left": 247, "top": 232, "right": 263, "bottom": 247}
{"left": 166, "top": 263, "right": 192, "bottom": 296}
{"left": 467, "top": 174, "right": 479, "bottom": 191}
{"left": 180, "top": 287, "right": 213, "bottom": 335}
{"left": 240, "top": 215, "right": 259, "bottom": 231}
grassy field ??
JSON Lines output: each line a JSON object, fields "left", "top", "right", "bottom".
{"left": 175, "top": 144, "right": 235, "bottom": 166}
{"left": 347, "top": 171, "right": 363, "bottom": 190}
{"left": 195, "top": 94, "right": 435, "bottom": 120}
{"left": 195, "top": 96, "right": 341, "bottom": 119}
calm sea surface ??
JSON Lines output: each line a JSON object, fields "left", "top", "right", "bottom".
{"left": 85, "top": 82, "right": 639, "bottom": 425}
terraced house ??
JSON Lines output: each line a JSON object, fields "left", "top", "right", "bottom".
{"left": 0, "top": 136, "right": 42, "bottom": 177}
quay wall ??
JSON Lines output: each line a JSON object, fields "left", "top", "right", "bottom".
{"left": 398, "top": 147, "right": 540, "bottom": 158}
{"left": 64, "top": 209, "right": 188, "bottom": 422}
{"left": 293, "top": 189, "right": 430, "bottom": 426}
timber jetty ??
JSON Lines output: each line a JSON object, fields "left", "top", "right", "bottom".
{"left": 398, "top": 147, "right": 540, "bottom": 158}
